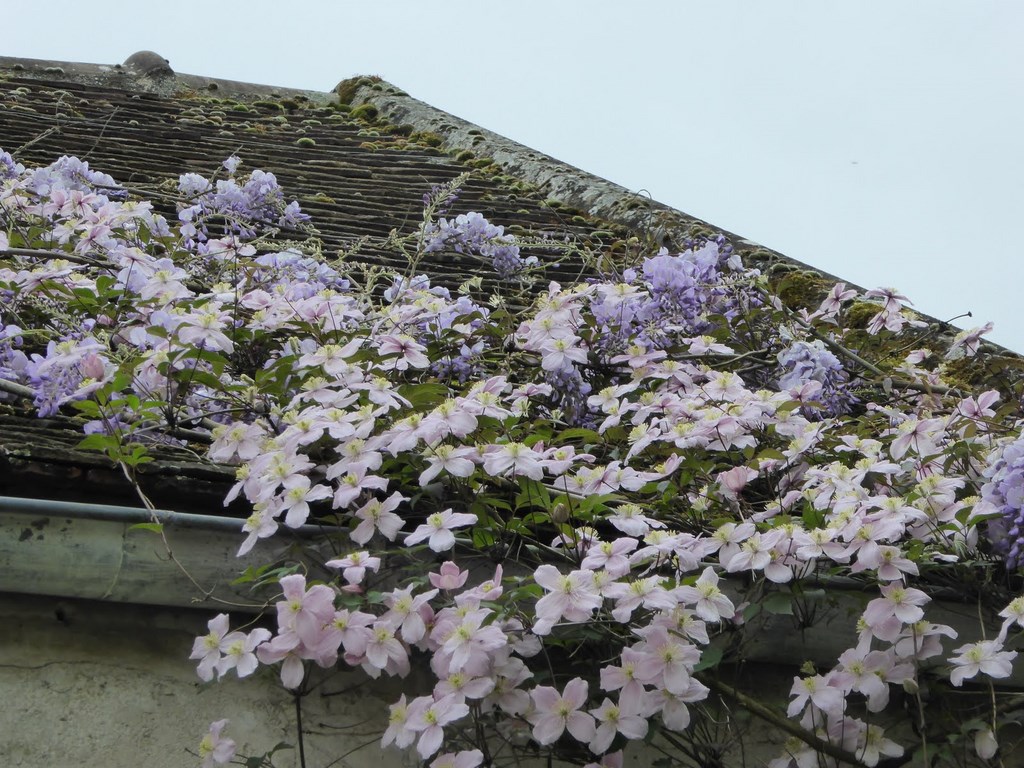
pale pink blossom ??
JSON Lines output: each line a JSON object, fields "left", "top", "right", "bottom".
{"left": 949, "top": 640, "right": 1017, "bottom": 686}
{"left": 351, "top": 492, "right": 407, "bottom": 544}
{"left": 632, "top": 626, "right": 701, "bottom": 694}
{"left": 215, "top": 627, "right": 271, "bottom": 679}
{"left": 787, "top": 674, "right": 844, "bottom": 717}
{"left": 419, "top": 444, "right": 477, "bottom": 485}
{"left": 198, "top": 719, "right": 236, "bottom": 768}
{"left": 380, "top": 585, "right": 438, "bottom": 643}
{"left": 581, "top": 537, "right": 639, "bottom": 577}
{"left": 532, "top": 565, "right": 603, "bottom": 635}
{"left": 381, "top": 694, "right": 416, "bottom": 749}
{"left": 325, "top": 551, "right": 382, "bottom": 586}
{"left": 974, "top": 727, "right": 998, "bottom": 760}
{"left": 404, "top": 509, "right": 478, "bottom": 552}
{"left": 276, "top": 574, "right": 336, "bottom": 646}
{"left": 589, "top": 696, "right": 648, "bottom": 754}
{"left": 863, "top": 584, "right": 930, "bottom": 626}
{"left": 190, "top": 613, "right": 231, "bottom": 682}
{"left": 529, "top": 678, "right": 596, "bottom": 745}
{"left": 481, "top": 442, "right": 546, "bottom": 480}
{"left": 674, "top": 567, "right": 736, "bottom": 622}
{"left": 430, "top": 749, "right": 484, "bottom": 768}
{"left": 407, "top": 693, "right": 470, "bottom": 758}
{"left": 429, "top": 561, "right": 470, "bottom": 590}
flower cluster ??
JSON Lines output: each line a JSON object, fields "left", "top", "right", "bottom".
{"left": 980, "top": 435, "right": 1024, "bottom": 567}
{"left": 777, "top": 339, "right": 855, "bottom": 416}
{"left": 3, "top": 149, "right": 1023, "bottom": 768}
{"left": 422, "top": 211, "right": 536, "bottom": 279}
{"left": 178, "top": 155, "right": 310, "bottom": 243}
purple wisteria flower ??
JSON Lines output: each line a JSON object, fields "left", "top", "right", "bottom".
{"left": 177, "top": 159, "right": 310, "bottom": 243}
{"left": 777, "top": 339, "right": 855, "bottom": 417}
{"left": 980, "top": 436, "right": 1024, "bottom": 568}
{"left": 0, "top": 149, "right": 24, "bottom": 180}
{"left": 0, "top": 321, "right": 28, "bottom": 392}
{"left": 422, "top": 211, "right": 536, "bottom": 279}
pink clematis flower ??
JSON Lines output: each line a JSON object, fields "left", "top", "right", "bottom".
{"left": 404, "top": 509, "right": 478, "bottom": 552}
{"left": 429, "top": 561, "right": 470, "bottom": 590}
{"left": 589, "top": 696, "right": 648, "bottom": 754}
{"left": 190, "top": 613, "right": 231, "bottom": 682}
{"left": 276, "top": 574, "right": 336, "bottom": 647}
{"left": 863, "top": 584, "right": 930, "bottom": 626}
{"left": 198, "top": 719, "right": 236, "bottom": 768}
{"left": 351, "top": 492, "right": 407, "bottom": 544}
{"left": 674, "top": 566, "right": 736, "bottom": 622}
{"left": 407, "top": 693, "right": 470, "bottom": 758}
{"left": 325, "top": 551, "right": 382, "bottom": 587}
{"left": 430, "top": 749, "right": 484, "bottom": 768}
{"left": 787, "top": 674, "right": 844, "bottom": 718}
{"left": 528, "top": 678, "right": 596, "bottom": 746}
{"left": 532, "top": 565, "right": 603, "bottom": 635}
{"left": 949, "top": 640, "right": 1017, "bottom": 686}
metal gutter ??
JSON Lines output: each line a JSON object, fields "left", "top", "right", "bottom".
{"left": 0, "top": 496, "right": 331, "bottom": 613}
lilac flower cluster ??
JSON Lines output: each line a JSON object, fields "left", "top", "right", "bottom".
{"left": 981, "top": 436, "right": 1024, "bottom": 568}
{"left": 0, "top": 321, "right": 27, "bottom": 396}
{"left": 421, "top": 183, "right": 459, "bottom": 217}
{"left": 383, "top": 275, "right": 492, "bottom": 384}
{"left": 422, "top": 212, "right": 536, "bottom": 279}
{"left": 777, "top": 339, "right": 855, "bottom": 417}
{"left": 178, "top": 157, "right": 310, "bottom": 243}
{"left": 0, "top": 150, "right": 23, "bottom": 181}
{"left": 252, "top": 250, "right": 349, "bottom": 298}
{"left": 587, "top": 239, "right": 753, "bottom": 361}
{"left": 22, "top": 155, "right": 121, "bottom": 197}
{"left": 24, "top": 334, "right": 107, "bottom": 417}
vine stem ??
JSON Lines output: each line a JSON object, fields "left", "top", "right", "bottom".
{"left": 295, "top": 692, "right": 307, "bottom": 768}
{"left": 699, "top": 674, "right": 871, "bottom": 768}
{"left": 1, "top": 245, "right": 111, "bottom": 268}
{"left": 0, "top": 377, "right": 35, "bottom": 399}
{"left": 772, "top": 290, "right": 957, "bottom": 397}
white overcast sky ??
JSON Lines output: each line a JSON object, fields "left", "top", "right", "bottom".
{"left": 7, "top": 1, "right": 1024, "bottom": 351}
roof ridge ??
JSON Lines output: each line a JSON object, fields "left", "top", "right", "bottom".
{"left": 0, "top": 52, "right": 334, "bottom": 103}
{"left": 0, "top": 52, "right": 805, "bottom": 272}
{"left": 339, "top": 78, "right": 822, "bottom": 277}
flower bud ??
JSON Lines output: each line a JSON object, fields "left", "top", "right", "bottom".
{"left": 549, "top": 502, "right": 570, "bottom": 524}
{"left": 975, "top": 727, "right": 998, "bottom": 760}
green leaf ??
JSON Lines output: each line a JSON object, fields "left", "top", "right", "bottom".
{"left": 693, "top": 643, "right": 723, "bottom": 672}
{"left": 128, "top": 522, "right": 164, "bottom": 534}
{"left": 231, "top": 564, "right": 273, "bottom": 585}
{"left": 763, "top": 591, "right": 794, "bottom": 615}
{"left": 554, "top": 427, "right": 603, "bottom": 444}
{"left": 515, "top": 478, "right": 551, "bottom": 512}
{"left": 77, "top": 433, "right": 118, "bottom": 453}
{"left": 398, "top": 382, "right": 450, "bottom": 411}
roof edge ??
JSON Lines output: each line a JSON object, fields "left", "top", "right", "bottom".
{"left": 0, "top": 54, "right": 813, "bottom": 274}
{"left": 0, "top": 53, "right": 334, "bottom": 103}
{"left": 1, "top": 53, "right": 1008, "bottom": 358}
{"left": 342, "top": 79, "right": 832, "bottom": 279}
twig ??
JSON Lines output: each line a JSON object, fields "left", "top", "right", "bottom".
{"left": 1, "top": 246, "right": 110, "bottom": 269}
{"left": 0, "top": 378, "right": 34, "bottom": 399}
{"left": 14, "top": 126, "right": 61, "bottom": 156}
{"left": 700, "top": 674, "right": 873, "bottom": 768}
{"left": 295, "top": 692, "right": 307, "bottom": 768}
{"left": 782, "top": 297, "right": 956, "bottom": 397}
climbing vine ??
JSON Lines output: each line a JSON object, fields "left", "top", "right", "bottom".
{"left": 1, "top": 149, "right": 1022, "bottom": 768}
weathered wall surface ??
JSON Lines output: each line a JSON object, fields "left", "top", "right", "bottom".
{"left": 0, "top": 593, "right": 411, "bottom": 768}
{"left": 13, "top": 589, "right": 997, "bottom": 768}
{"left": 0, "top": 590, "right": 797, "bottom": 768}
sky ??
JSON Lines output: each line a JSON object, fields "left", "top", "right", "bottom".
{"left": 7, "top": 1, "right": 1024, "bottom": 350}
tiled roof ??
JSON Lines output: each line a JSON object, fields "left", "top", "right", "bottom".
{"left": 1, "top": 52, "right": 1016, "bottom": 512}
